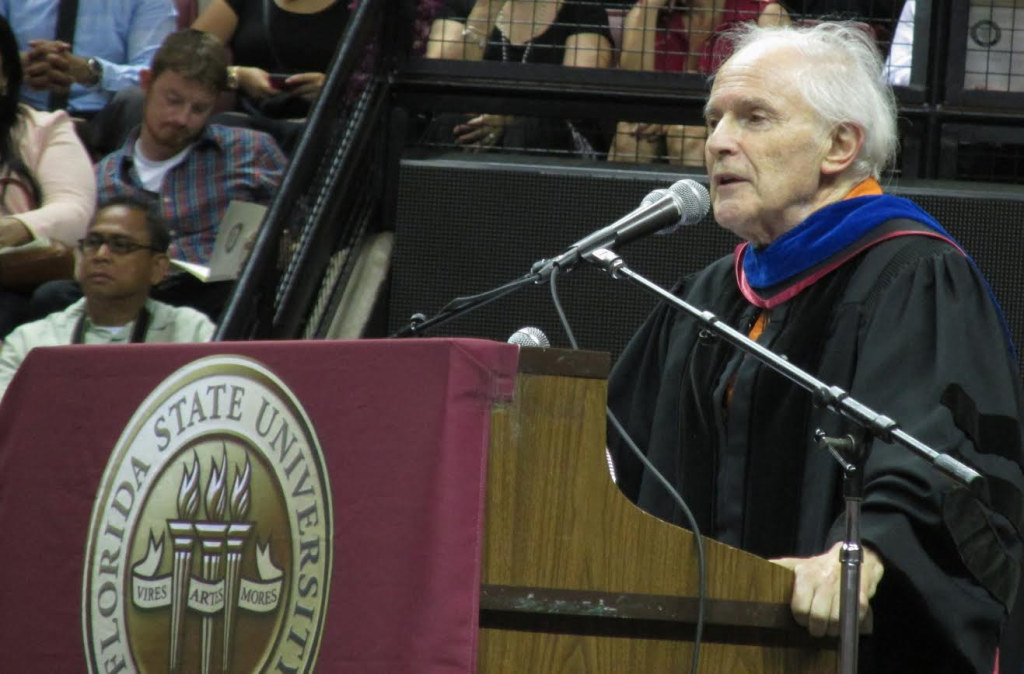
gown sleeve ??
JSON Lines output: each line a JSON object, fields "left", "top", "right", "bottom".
{"left": 839, "top": 245, "right": 1024, "bottom": 673}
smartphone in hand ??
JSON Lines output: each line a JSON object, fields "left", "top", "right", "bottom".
{"left": 268, "top": 73, "right": 293, "bottom": 89}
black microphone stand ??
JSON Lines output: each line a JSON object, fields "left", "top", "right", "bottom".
{"left": 814, "top": 430, "right": 868, "bottom": 674}
{"left": 388, "top": 248, "right": 587, "bottom": 338}
{"left": 390, "top": 271, "right": 540, "bottom": 338}
{"left": 583, "top": 247, "right": 984, "bottom": 674}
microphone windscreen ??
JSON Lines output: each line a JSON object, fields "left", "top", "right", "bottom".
{"left": 639, "top": 188, "right": 668, "bottom": 209}
{"left": 507, "top": 326, "right": 550, "bottom": 347}
{"left": 652, "top": 180, "right": 711, "bottom": 236}
{"left": 669, "top": 179, "right": 711, "bottom": 225}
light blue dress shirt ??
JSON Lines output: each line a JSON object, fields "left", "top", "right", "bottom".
{"left": 0, "top": 0, "right": 178, "bottom": 114}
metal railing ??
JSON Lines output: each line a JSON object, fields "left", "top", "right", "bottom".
{"left": 215, "top": 0, "right": 397, "bottom": 340}
{"left": 219, "top": 0, "right": 1024, "bottom": 340}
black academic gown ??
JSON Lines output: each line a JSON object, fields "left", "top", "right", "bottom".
{"left": 607, "top": 232, "right": 1024, "bottom": 673}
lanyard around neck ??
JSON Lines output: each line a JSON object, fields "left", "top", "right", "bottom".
{"left": 71, "top": 307, "right": 152, "bottom": 345}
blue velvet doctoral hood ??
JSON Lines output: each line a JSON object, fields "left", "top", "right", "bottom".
{"left": 741, "top": 194, "right": 952, "bottom": 288}
{"left": 735, "top": 193, "right": 1015, "bottom": 361}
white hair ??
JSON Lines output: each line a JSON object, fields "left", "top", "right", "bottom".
{"left": 715, "top": 22, "right": 899, "bottom": 181}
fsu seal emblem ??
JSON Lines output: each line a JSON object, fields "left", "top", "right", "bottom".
{"left": 82, "top": 355, "right": 333, "bottom": 673}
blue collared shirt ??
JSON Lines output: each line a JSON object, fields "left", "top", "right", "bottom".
{"left": 0, "top": 0, "right": 177, "bottom": 114}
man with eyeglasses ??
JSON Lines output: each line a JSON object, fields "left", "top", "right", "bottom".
{"left": 0, "top": 195, "right": 214, "bottom": 401}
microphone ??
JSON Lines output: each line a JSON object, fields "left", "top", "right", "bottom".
{"left": 641, "top": 187, "right": 701, "bottom": 237}
{"left": 537, "top": 179, "right": 711, "bottom": 273}
{"left": 507, "top": 326, "right": 550, "bottom": 347}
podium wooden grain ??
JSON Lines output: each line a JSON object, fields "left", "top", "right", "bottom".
{"left": 478, "top": 348, "right": 837, "bottom": 673}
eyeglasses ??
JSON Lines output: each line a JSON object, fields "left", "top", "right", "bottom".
{"left": 77, "top": 233, "right": 162, "bottom": 256}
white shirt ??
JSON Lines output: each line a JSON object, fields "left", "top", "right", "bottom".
{"left": 132, "top": 139, "right": 192, "bottom": 192}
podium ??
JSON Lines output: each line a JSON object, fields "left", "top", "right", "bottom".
{"left": 0, "top": 339, "right": 835, "bottom": 672}
{"left": 479, "top": 347, "right": 836, "bottom": 673}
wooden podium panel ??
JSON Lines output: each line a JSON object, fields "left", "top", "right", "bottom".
{"left": 478, "top": 348, "right": 837, "bottom": 673}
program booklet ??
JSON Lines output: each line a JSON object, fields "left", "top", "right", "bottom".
{"left": 170, "top": 201, "right": 268, "bottom": 282}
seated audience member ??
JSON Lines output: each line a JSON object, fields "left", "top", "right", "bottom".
{"left": 424, "top": 0, "right": 613, "bottom": 157}
{"left": 0, "top": 196, "right": 214, "bottom": 401}
{"left": 192, "top": 0, "right": 349, "bottom": 154}
{"left": 0, "top": 0, "right": 178, "bottom": 157}
{"left": 0, "top": 15, "right": 95, "bottom": 338}
{"left": 31, "top": 28, "right": 288, "bottom": 323}
{"left": 608, "top": 0, "right": 789, "bottom": 165}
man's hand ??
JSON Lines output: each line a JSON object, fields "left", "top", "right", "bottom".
{"left": 23, "top": 40, "right": 70, "bottom": 91}
{"left": 23, "top": 40, "right": 99, "bottom": 92}
{"left": 62, "top": 53, "right": 96, "bottom": 86}
{"left": 772, "top": 541, "right": 884, "bottom": 637}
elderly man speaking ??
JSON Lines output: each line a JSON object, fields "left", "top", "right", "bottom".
{"left": 607, "top": 22, "right": 1024, "bottom": 674}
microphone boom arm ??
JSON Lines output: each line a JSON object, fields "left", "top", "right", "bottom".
{"left": 390, "top": 271, "right": 542, "bottom": 338}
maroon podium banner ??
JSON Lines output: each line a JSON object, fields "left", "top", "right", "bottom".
{"left": 0, "top": 338, "right": 519, "bottom": 673}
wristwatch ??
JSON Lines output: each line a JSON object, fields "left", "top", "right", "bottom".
{"left": 226, "top": 66, "right": 240, "bottom": 91}
{"left": 86, "top": 57, "right": 103, "bottom": 86}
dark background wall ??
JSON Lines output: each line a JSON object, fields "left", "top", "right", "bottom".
{"left": 390, "top": 155, "right": 1024, "bottom": 367}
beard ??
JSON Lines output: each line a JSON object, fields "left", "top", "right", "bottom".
{"left": 147, "top": 122, "right": 200, "bottom": 155}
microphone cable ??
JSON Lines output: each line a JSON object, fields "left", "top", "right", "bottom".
{"left": 547, "top": 264, "right": 707, "bottom": 674}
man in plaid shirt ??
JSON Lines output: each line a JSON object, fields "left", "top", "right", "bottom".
{"left": 34, "top": 28, "right": 287, "bottom": 323}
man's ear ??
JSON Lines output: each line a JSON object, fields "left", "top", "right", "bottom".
{"left": 821, "top": 122, "right": 865, "bottom": 176}
{"left": 149, "top": 253, "right": 170, "bottom": 286}
{"left": 139, "top": 68, "right": 153, "bottom": 92}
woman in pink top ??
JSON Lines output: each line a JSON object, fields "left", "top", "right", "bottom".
{"left": 0, "top": 15, "right": 96, "bottom": 336}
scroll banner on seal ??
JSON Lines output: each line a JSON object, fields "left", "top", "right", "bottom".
{"left": 132, "top": 575, "right": 283, "bottom": 614}
{"left": 0, "top": 338, "right": 519, "bottom": 674}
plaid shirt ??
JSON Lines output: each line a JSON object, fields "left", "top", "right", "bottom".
{"left": 96, "top": 124, "right": 287, "bottom": 265}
